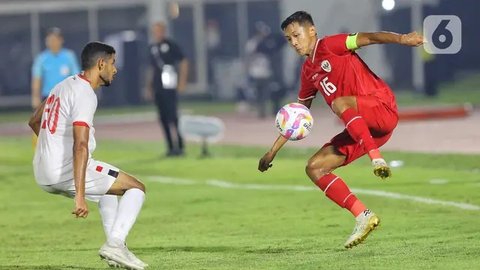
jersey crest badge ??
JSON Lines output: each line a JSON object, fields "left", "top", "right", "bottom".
{"left": 321, "top": 60, "right": 331, "bottom": 73}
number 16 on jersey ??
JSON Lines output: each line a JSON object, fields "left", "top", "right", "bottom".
{"left": 320, "top": 76, "right": 337, "bottom": 96}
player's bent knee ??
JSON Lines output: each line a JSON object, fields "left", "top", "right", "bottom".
{"left": 107, "top": 172, "right": 146, "bottom": 195}
{"left": 132, "top": 180, "right": 146, "bottom": 193}
{"left": 124, "top": 176, "right": 146, "bottom": 193}
{"left": 331, "top": 97, "right": 355, "bottom": 116}
{"left": 305, "top": 159, "right": 331, "bottom": 181}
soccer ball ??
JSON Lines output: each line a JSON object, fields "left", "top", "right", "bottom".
{"left": 275, "top": 103, "right": 314, "bottom": 141}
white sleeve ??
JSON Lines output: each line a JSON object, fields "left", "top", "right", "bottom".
{"left": 71, "top": 90, "right": 96, "bottom": 128}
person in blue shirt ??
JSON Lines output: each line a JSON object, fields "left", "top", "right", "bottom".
{"left": 31, "top": 27, "right": 80, "bottom": 109}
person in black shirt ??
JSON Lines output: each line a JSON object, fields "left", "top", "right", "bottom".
{"left": 145, "top": 22, "right": 189, "bottom": 157}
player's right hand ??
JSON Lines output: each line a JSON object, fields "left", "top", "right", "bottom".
{"left": 258, "top": 151, "right": 275, "bottom": 172}
{"left": 72, "top": 196, "right": 89, "bottom": 218}
{"left": 400, "top": 31, "right": 424, "bottom": 47}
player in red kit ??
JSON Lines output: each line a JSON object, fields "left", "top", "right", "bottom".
{"left": 258, "top": 11, "right": 424, "bottom": 248}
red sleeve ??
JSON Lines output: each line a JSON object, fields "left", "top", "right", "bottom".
{"left": 73, "top": 121, "right": 89, "bottom": 128}
{"left": 323, "top": 34, "right": 349, "bottom": 56}
{"left": 297, "top": 66, "right": 317, "bottom": 101}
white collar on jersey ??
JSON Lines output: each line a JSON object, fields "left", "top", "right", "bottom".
{"left": 311, "top": 39, "right": 321, "bottom": 63}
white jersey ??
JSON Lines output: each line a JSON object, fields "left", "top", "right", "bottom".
{"left": 33, "top": 74, "right": 97, "bottom": 185}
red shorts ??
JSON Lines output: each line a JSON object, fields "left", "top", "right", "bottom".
{"left": 325, "top": 96, "right": 399, "bottom": 166}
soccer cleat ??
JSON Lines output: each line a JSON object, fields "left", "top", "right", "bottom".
{"left": 372, "top": 158, "right": 391, "bottom": 179}
{"left": 344, "top": 209, "right": 380, "bottom": 249}
{"left": 104, "top": 259, "right": 122, "bottom": 268}
{"left": 99, "top": 242, "right": 145, "bottom": 270}
{"left": 125, "top": 244, "right": 148, "bottom": 268}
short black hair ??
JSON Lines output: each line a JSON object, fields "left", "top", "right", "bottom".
{"left": 46, "top": 27, "right": 62, "bottom": 37}
{"left": 81, "top": 42, "right": 116, "bottom": 70}
{"left": 280, "top": 11, "right": 314, "bottom": 31}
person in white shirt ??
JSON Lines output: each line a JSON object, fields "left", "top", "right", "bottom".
{"left": 29, "top": 42, "right": 148, "bottom": 270}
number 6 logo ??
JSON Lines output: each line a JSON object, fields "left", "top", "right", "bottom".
{"left": 424, "top": 15, "right": 461, "bottom": 54}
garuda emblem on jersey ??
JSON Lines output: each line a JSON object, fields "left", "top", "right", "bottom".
{"left": 321, "top": 60, "right": 331, "bottom": 73}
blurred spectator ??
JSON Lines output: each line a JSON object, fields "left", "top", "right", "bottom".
{"left": 145, "top": 22, "right": 189, "bottom": 157}
{"left": 206, "top": 19, "right": 221, "bottom": 92}
{"left": 245, "top": 21, "right": 286, "bottom": 118}
{"left": 31, "top": 27, "right": 80, "bottom": 109}
{"left": 257, "top": 29, "right": 287, "bottom": 116}
{"left": 245, "top": 21, "right": 272, "bottom": 118}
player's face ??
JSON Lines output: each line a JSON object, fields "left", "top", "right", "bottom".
{"left": 46, "top": 34, "right": 63, "bottom": 53}
{"left": 99, "top": 54, "right": 117, "bottom": 87}
{"left": 283, "top": 22, "right": 316, "bottom": 56}
{"left": 152, "top": 24, "right": 166, "bottom": 42}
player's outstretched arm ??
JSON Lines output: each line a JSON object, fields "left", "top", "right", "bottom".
{"left": 258, "top": 135, "right": 288, "bottom": 172}
{"left": 298, "top": 98, "right": 313, "bottom": 109}
{"left": 258, "top": 98, "right": 313, "bottom": 172}
{"left": 28, "top": 99, "right": 47, "bottom": 136}
{"left": 355, "top": 31, "right": 424, "bottom": 48}
{"left": 72, "top": 125, "right": 90, "bottom": 218}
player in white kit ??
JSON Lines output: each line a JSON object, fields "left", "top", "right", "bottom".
{"left": 29, "top": 42, "right": 148, "bottom": 270}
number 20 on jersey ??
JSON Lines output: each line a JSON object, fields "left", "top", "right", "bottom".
{"left": 41, "top": 95, "right": 61, "bottom": 134}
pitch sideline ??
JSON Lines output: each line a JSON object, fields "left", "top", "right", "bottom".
{"left": 145, "top": 176, "right": 480, "bottom": 211}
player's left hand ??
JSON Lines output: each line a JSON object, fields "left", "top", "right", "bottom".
{"left": 400, "top": 32, "right": 424, "bottom": 47}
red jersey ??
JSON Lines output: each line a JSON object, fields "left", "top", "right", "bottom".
{"left": 298, "top": 34, "right": 397, "bottom": 111}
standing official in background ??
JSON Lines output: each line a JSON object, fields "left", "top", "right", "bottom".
{"left": 145, "top": 22, "right": 189, "bottom": 157}
{"left": 31, "top": 27, "right": 80, "bottom": 109}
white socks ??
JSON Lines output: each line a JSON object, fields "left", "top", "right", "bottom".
{"left": 110, "top": 188, "right": 145, "bottom": 244}
{"left": 98, "top": 195, "right": 119, "bottom": 239}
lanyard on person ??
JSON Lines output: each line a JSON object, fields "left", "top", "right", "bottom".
{"left": 151, "top": 45, "right": 165, "bottom": 70}
{"left": 151, "top": 44, "right": 178, "bottom": 89}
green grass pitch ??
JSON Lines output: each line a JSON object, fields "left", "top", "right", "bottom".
{"left": 0, "top": 137, "right": 479, "bottom": 269}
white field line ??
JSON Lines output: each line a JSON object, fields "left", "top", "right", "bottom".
{"left": 145, "top": 176, "right": 480, "bottom": 211}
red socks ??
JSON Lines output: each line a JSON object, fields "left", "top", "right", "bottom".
{"left": 340, "top": 108, "right": 382, "bottom": 160}
{"left": 312, "top": 108, "right": 380, "bottom": 216}
{"left": 315, "top": 173, "right": 366, "bottom": 217}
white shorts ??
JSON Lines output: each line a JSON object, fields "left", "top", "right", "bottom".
{"left": 38, "top": 160, "right": 119, "bottom": 202}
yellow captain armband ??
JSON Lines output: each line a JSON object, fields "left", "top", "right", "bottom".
{"left": 346, "top": 33, "right": 359, "bottom": 50}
